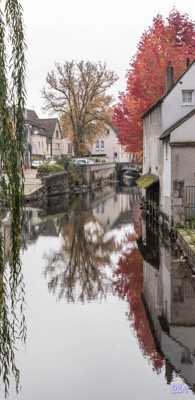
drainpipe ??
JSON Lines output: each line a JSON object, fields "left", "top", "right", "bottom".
{"left": 166, "top": 62, "right": 174, "bottom": 92}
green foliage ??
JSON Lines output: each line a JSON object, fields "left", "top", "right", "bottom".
{"left": 57, "top": 155, "right": 72, "bottom": 169}
{"left": 0, "top": 0, "right": 26, "bottom": 397}
{"left": 38, "top": 163, "right": 65, "bottom": 174}
{"left": 67, "top": 163, "right": 83, "bottom": 186}
{"left": 56, "top": 157, "right": 85, "bottom": 186}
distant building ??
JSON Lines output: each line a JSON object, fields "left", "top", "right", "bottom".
{"left": 88, "top": 126, "right": 130, "bottom": 162}
{"left": 39, "top": 118, "right": 64, "bottom": 157}
{"left": 24, "top": 109, "right": 73, "bottom": 166}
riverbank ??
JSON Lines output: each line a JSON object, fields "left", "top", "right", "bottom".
{"left": 140, "top": 199, "right": 195, "bottom": 272}
{"left": 24, "top": 162, "right": 117, "bottom": 206}
{"left": 177, "top": 227, "right": 195, "bottom": 272}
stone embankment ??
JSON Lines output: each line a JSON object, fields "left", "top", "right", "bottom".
{"left": 24, "top": 162, "right": 116, "bottom": 205}
{"left": 177, "top": 228, "right": 195, "bottom": 272}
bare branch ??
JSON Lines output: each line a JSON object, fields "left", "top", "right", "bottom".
{"left": 42, "top": 60, "right": 118, "bottom": 155}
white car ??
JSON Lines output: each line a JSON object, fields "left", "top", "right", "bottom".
{"left": 72, "top": 158, "right": 94, "bottom": 166}
{"left": 31, "top": 160, "right": 43, "bottom": 169}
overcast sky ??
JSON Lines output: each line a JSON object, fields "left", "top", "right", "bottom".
{"left": 21, "top": 0, "right": 195, "bottom": 117}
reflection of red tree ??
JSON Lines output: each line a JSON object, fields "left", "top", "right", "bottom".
{"left": 115, "top": 248, "right": 164, "bottom": 373}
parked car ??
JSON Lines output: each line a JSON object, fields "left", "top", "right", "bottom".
{"left": 31, "top": 160, "right": 43, "bottom": 169}
{"left": 72, "top": 158, "right": 94, "bottom": 166}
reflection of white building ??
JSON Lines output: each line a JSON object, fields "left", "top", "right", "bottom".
{"left": 93, "top": 189, "right": 139, "bottom": 230}
{"left": 143, "top": 234, "right": 195, "bottom": 391}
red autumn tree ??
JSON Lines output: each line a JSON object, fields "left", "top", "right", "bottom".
{"left": 113, "top": 9, "right": 195, "bottom": 158}
{"left": 114, "top": 248, "right": 164, "bottom": 373}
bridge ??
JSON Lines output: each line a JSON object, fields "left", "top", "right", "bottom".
{"left": 116, "top": 162, "right": 141, "bottom": 181}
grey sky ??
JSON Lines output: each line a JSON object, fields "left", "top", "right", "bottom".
{"left": 21, "top": 0, "right": 195, "bottom": 116}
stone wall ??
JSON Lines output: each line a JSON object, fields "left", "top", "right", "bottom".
{"left": 42, "top": 171, "right": 69, "bottom": 196}
{"left": 25, "top": 163, "right": 116, "bottom": 203}
{"left": 79, "top": 162, "right": 116, "bottom": 187}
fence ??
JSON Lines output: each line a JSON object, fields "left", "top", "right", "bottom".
{"left": 184, "top": 186, "right": 195, "bottom": 222}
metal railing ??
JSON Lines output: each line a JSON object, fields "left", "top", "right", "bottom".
{"left": 185, "top": 186, "right": 195, "bottom": 222}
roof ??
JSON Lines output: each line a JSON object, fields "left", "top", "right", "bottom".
{"left": 25, "top": 109, "right": 39, "bottom": 122}
{"left": 159, "top": 108, "right": 195, "bottom": 140}
{"left": 136, "top": 174, "right": 159, "bottom": 189}
{"left": 143, "top": 60, "right": 195, "bottom": 119}
{"left": 25, "top": 109, "right": 61, "bottom": 139}
{"left": 25, "top": 109, "right": 46, "bottom": 132}
{"left": 39, "top": 118, "right": 60, "bottom": 139}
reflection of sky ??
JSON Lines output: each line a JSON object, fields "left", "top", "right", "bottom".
{"left": 85, "top": 219, "right": 137, "bottom": 261}
{"left": 104, "top": 224, "right": 137, "bottom": 273}
{"left": 6, "top": 235, "right": 193, "bottom": 400}
{"left": 4, "top": 193, "right": 195, "bottom": 399}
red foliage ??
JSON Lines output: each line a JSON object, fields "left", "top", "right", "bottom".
{"left": 113, "top": 9, "right": 195, "bottom": 156}
{"left": 115, "top": 248, "right": 164, "bottom": 372}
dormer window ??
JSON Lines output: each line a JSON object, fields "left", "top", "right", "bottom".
{"left": 182, "top": 90, "right": 194, "bottom": 105}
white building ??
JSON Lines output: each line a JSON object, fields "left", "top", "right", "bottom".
{"left": 140, "top": 61, "right": 195, "bottom": 224}
{"left": 24, "top": 109, "right": 73, "bottom": 165}
{"left": 89, "top": 126, "right": 131, "bottom": 162}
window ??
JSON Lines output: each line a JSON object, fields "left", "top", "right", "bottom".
{"left": 101, "top": 140, "right": 104, "bottom": 150}
{"left": 182, "top": 90, "right": 194, "bottom": 105}
{"left": 68, "top": 143, "right": 72, "bottom": 154}
{"left": 96, "top": 140, "right": 99, "bottom": 150}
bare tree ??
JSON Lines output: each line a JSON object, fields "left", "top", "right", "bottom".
{"left": 42, "top": 61, "right": 118, "bottom": 155}
{"left": 44, "top": 207, "right": 119, "bottom": 303}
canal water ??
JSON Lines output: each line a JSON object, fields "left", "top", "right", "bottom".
{"left": 1, "top": 186, "right": 195, "bottom": 399}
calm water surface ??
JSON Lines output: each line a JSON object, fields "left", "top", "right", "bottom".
{"left": 1, "top": 187, "right": 195, "bottom": 399}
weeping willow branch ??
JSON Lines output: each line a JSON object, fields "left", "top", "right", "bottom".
{"left": 0, "top": 0, "right": 26, "bottom": 397}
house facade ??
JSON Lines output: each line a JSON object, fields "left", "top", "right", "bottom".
{"left": 141, "top": 61, "right": 195, "bottom": 224}
{"left": 24, "top": 109, "right": 73, "bottom": 166}
{"left": 89, "top": 126, "right": 131, "bottom": 163}
{"left": 39, "top": 118, "right": 64, "bottom": 157}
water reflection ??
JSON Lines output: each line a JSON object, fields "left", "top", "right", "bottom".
{"left": 28, "top": 188, "right": 138, "bottom": 303}
{"left": 15, "top": 187, "right": 195, "bottom": 398}
{"left": 0, "top": 208, "right": 26, "bottom": 397}
{"left": 142, "top": 228, "right": 195, "bottom": 392}
{"left": 114, "top": 239, "right": 164, "bottom": 372}
{"left": 134, "top": 216, "right": 195, "bottom": 393}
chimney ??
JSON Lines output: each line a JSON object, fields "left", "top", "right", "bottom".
{"left": 166, "top": 62, "right": 174, "bottom": 92}
{"left": 186, "top": 58, "right": 190, "bottom": 68}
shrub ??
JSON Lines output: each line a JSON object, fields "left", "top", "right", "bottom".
{"left": 38, "top": 163, "right": 64, "bottom": 174}
{"left": 67, "top": 163, "right": 83, "bottom": 186}
{"left": 57, "top": 155, "right": 72, "bottom": 169}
